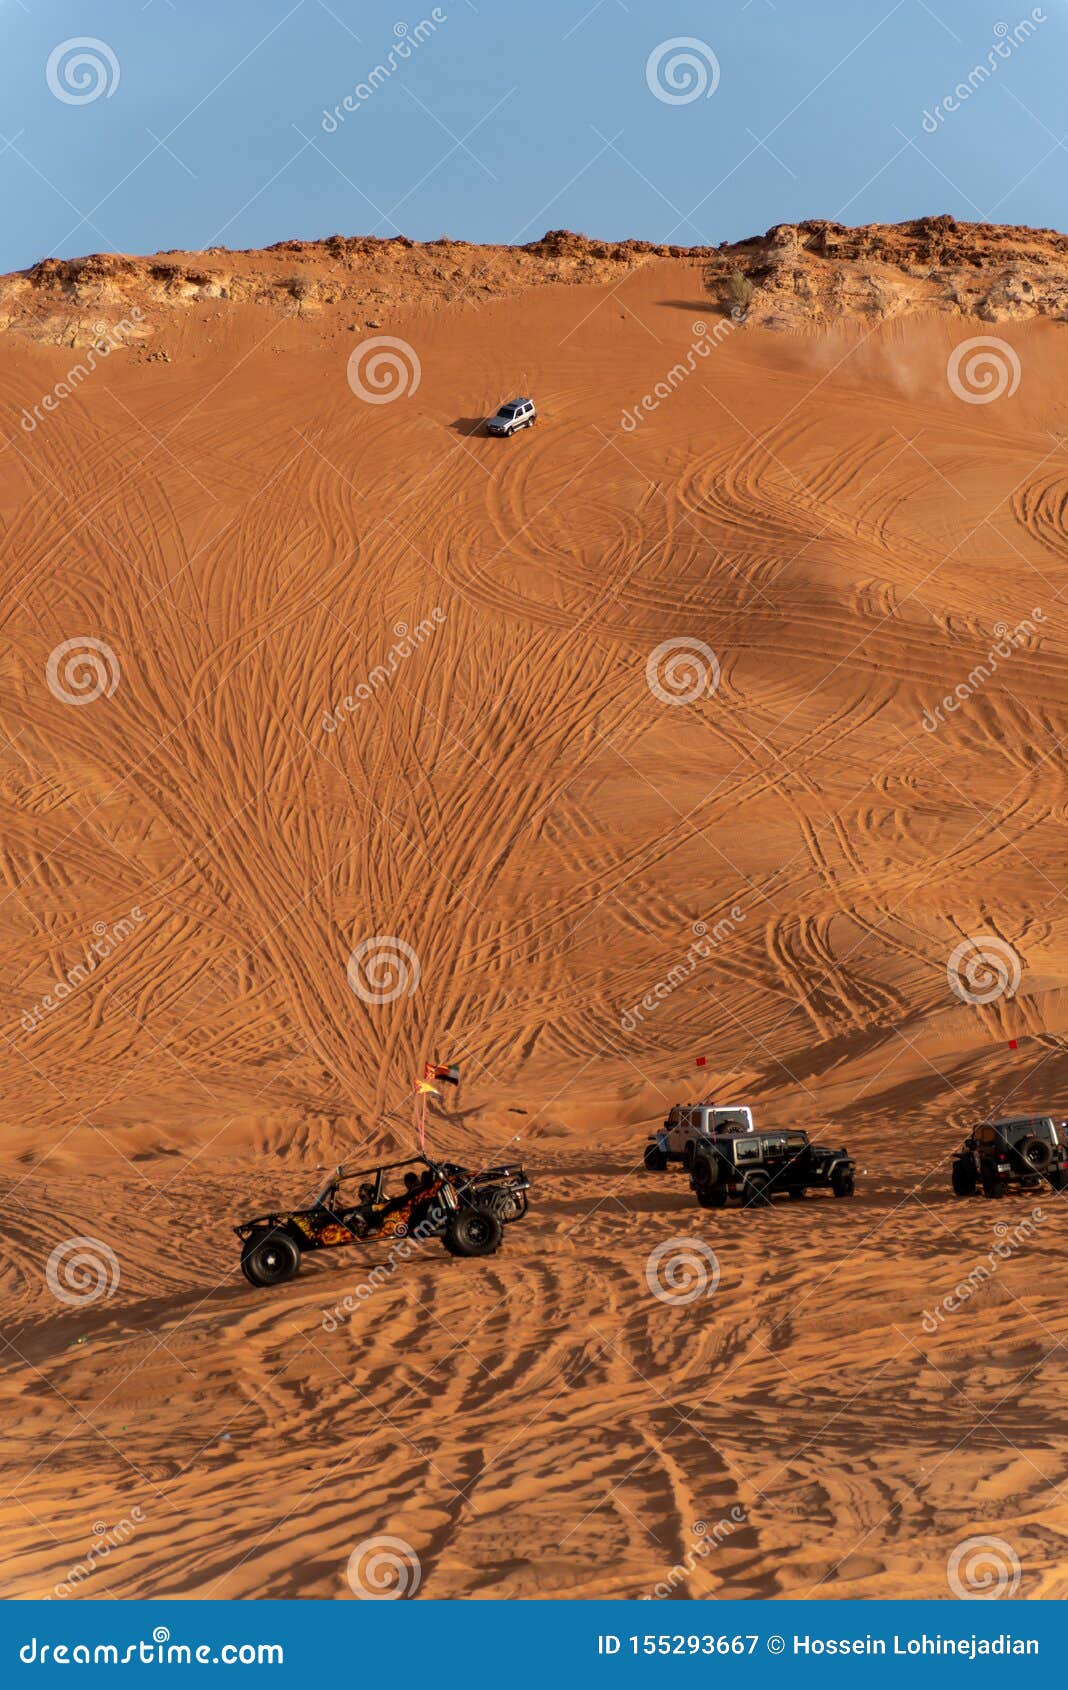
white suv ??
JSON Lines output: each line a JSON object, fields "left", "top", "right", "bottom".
{"left": 486, "top": 397, "right": 536, "bottom": 437}
{"left": 644, "top": 1103, "right": 755, "bottom": 1172}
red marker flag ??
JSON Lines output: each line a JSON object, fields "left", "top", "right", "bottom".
{"left": 696, "top": 1056, "right": 707, "bottom": 1068}
{"left": 1008, "top": 1039, "right": 1019, "bottom": 1051}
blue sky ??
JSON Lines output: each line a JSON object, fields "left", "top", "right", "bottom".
{"left": 1, "top": 0, "right": 1066, "bottom": 270}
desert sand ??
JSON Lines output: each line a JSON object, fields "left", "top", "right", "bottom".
{"left": 2, "top": 220, "right": 1068, "bottom": 1599}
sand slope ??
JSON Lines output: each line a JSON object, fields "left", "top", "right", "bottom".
{"left": 2, "top": 236, "right": 1068, "bottom": 1599}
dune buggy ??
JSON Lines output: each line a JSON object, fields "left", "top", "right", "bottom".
{"left": 952, "top": 1115, "right": 1068, "bottom": 1198}
{"left": 235, "top": 1155, "right": 531, "bottom": 1287}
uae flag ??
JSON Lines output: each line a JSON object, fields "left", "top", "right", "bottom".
{"left": 426, "top": 1061, "right": 460, "bottom": 1087}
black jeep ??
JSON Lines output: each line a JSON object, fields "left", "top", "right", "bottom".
{"left": 689, "top": 1126, "right": 855, "bottom": 1209}
{"left": 951, "top": 1115, "right": 1068, "bottom": 1199}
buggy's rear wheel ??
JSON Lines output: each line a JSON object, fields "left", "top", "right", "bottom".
{"left": 443, "top": 1206, "right": 502, "bottom": 1258}
{"left": 240, "top": 1229, "right": 301, "bottom": 1287}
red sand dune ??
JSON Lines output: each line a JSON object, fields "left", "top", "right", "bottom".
{"left": 2, "top": 221, "right": 1067, "bottom": 1599}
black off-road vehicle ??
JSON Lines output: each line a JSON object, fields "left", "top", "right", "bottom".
{"left": 235, "top": 1155, "right": 531, "bottom": 1287}
{"left": 689, "top": 1125, "right": 855, "bottom": 1209}
{"left": 951, "top": 1115, "right": 1068, "bottom": 1198}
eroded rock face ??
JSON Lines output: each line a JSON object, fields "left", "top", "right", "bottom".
{"left": 702, "top": 216, "right": 1068, "bottom": 328}
{"left": 3, "top": 219, "right": 1068, "bottom": 350}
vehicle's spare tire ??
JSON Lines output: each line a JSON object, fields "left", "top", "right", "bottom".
{"left": 443, "top": 1205, "right": 503, "bottom": 1258}
{"left": 1017, "top": 1136, "right": 1052, "bottom": 1171}
{"left": 240, "top": 1228, "right": 301, "bottom": 1287}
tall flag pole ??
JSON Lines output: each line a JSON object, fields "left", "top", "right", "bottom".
{"left": 413, "top": 1060, "right": 461, "bottom": 1154}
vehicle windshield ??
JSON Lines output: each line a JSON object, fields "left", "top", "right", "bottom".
{"left": 497, "top": 404, "right": 519, "bottom": 418}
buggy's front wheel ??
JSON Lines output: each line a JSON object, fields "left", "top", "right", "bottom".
{"left": 443, "top": 1206, "right": 503, "bottom": 1258}
{"left": 240, "top": 1228, "right": 301, "bottom": 1287}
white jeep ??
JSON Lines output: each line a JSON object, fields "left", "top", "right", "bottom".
{"left": 643, "top": 1103, "right": 755, "bottom": 1172}
{"left": 486, "top": 397, "right": 536, "bottom": 437}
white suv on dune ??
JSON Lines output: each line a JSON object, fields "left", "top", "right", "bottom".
{"left": 486, "top": 397, "right": 536, "bottom": 436}
{"left": 644, "top": 1103, "right": 756, "bottom": 1172}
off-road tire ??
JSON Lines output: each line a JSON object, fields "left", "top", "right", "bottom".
{"left": 1017, "top": 1135, "right": 1052, "bottom": 1173}
{"left": 240, "top": 1228, "right": 301, "bottom": 1288}
{"left": 643, "top": 1142, "right": 668, "bottom": 1173}
{"left": 682, "top": 1143, "right": 695, "bottom": 1172}
{"left": 443, "top": 1205, "right": 502, "bottom": 1258}
{"left": 741, "top": 1172, "right": 771, "bottom": 1208}
{"left": 693, "top": 1168, "right": 728, "bottom": 1208}
{"left": 831, "top": 1164, "right": 855, "bottom": 1199}
{"left": 980, "top": 1164, "right": 1003, "bottom": 1199}
{"left": 951, "top": 1158, "right": 978, "bottom": 1197}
